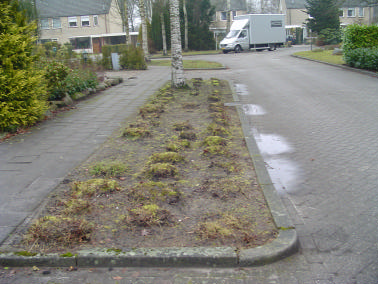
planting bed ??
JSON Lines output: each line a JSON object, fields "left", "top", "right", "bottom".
{"left": 13, "top": 78, "right": 277, "bottom": 253}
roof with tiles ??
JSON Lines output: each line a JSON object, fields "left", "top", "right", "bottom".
{"left": 36, "top": 0, "right": 112, "bottom": 18}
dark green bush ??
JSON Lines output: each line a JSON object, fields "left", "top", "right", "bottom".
{"left": 318, "top": 28, "right": 341, "bottom": 46}
{"left": 343, "top": 25, "right": 378, "bottom": 70}
{"left": 45, "top": 61, "right": 69, "bottom": 100}
{"left": 101, "top": 44, "right": 128, "bottom": 69}
{"left": 344, "top": 47, "right": 378, "bottom": 71}
{"left": 0, "top": 2, "right": 47, "bottom": 131}
{"left": 343, "top": 25, "right": 378, "bottom": 53}
{"left": 120, "top": 46, "right": 147, "bottom": 70}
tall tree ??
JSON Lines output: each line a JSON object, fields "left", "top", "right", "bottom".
{"left": 170, "top": 0, "right": 185, "bottom": 87}
{"left": 151, "top": 0, "right": 170, "bottom": 54}
{"left": 138, "top": 0, "right": 149, "bottom": 56}
{"left": 183, "top": 0, "right": 188, "bottom": 51}
{"left": 305, "top": 0, "right": 340, "bottom": 34}
{"left": 183, "top": 0, "right": 215, "bottom": 50}
{"left": 226, "top": 0, "right": 231, "bottom": 34}
{"left": 115, "top": 0, "right": 130, "bottom": 44}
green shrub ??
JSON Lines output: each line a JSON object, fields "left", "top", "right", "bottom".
{"left": 318, "top": 28, "right": 341, "bottom": 46}
{"left": 343, "top": 25, "right": 378, "bottom": 70}
{"left": 343, "top": 25, "right": 378, "bottom": 54}
{"left": 120, "top": 46, "right": 147, "bottom": 70}
{"left": 344, "top": 47, "right": 378, "bottom": 71}
{"left": 44, "top": 61, "right": 69, "bottom": 100}
{"left": 0, "top": 3, "right": 47, "bottom": 132}
{"left": 101, "top": 44, "right": 128, "bottom": 69}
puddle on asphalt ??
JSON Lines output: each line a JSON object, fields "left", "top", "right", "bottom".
{"left": 243, "top": 104, "right": 266, "bottom": 115}
{"left": 253, "top": 131, "right": 293, "bottom": 156}
{"left": 251, "top": 129, "right": 299, "bottom": 193}
{"left": 235, "top": 84, "right": 249, "bottom": 96}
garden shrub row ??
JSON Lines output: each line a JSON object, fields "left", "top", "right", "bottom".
{"left": 343, "top": 25, "right": 378, "bottom": 71}
{"left": 102, "top": 44, "right": 147, "bottom": 70}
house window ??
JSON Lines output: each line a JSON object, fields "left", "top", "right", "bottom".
{"left": 81, "top": 15, "right": 90, "bottom": 27}
{"left": 52, "top": 18, "right": 61, "bottom": 29}
{"left": 221, "top": 11, "right": 227, "bottom": 21}
{"left": 232, "top": 11, "right": 236, "bottom": 20}
{"left": 339, "top": 9, "right": 344, "bottom": 17}
{"left": 358, "top": 7, "right": 364, "bottom": 17}
{"left": 93, "top": 15, "right": 99, "bottom": 26}
{"left": 68, "top": 16, "right": 78, "bottom": 27}
{"left": 40, "top": 18, "right": 49, "bottom": 29}
{"left": 347, "top": 8, "right": 355, "bottom": 17}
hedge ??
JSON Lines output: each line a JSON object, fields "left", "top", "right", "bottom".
{"left": 343, "top": 25, "right": 378, "bottom": 71}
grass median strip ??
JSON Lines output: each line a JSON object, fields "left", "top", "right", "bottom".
{"left": 9, "top": 78, "right": 277, "bottom": 254}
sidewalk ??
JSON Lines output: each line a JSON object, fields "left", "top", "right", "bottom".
{"left": 0, "top": 67, "right": 170, "bottom": 245}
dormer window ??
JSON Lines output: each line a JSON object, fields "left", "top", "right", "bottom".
{"left": 68, "top": 16, "right": 78, "bottom": 27}
{"left": 81, "top": 16, "right": 90, "bottom": 27}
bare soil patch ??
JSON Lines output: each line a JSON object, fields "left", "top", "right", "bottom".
{"left": 13, "top": 78, "right": 277, "bottom": 253}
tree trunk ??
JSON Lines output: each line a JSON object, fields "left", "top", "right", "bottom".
{"left": 160, "top": 12, "right": 167, "bottom": 56}
{"left": 183, "top": 0, "right": 189, "bottom": 52}
{"left": 226, "top": 0, "right": 231, "bottom": 34}
{"left": 124, "top": 0, "right": 130, "bottom": 44}
{"left": 170, "top": 0, "right": 185, "bottom": 88}
{"left": 139, "top": 0, "right": 149, "bottom": 56}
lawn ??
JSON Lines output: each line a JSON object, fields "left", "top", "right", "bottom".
{"left": 293, "top": 50, "right": 345, "bottom": 65}
{"left": 149, "top": 59, "right": 224, "bottom": 69}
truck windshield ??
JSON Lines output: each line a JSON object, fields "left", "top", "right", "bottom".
{"left": 225, "top": 30, "right": 239, "bottom": 39}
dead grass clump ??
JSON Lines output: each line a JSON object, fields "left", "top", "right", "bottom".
{"left": 202, "top": 177, "right": 249, "bottom": 199}
{"left": 179, "top": 131, "right": 197, "bottom": 140}
{"left": 24, "top": 216, "right": 94, "bottom": 246}
{"left": 71, "top": 179, "right": 120, "bottom": 198}
{"left": 173, "top": 121, "right": 192, "bottom": 131}
{"left": 203, "top": 145, "right": 230, "bottom": 157}
{"left": 207, "top": 123, "right": 230, "bottom": 137}
{"left": 63, "top": 198, "right": 92, "bottom": 215}
{"left": 144, "top": 163, "right": 179, "bottom": 179}
{"left": 182, "top": 102, "right": 199, "bottom": 109}
{"left": 203, "top": 136, "right": 227, "bottom": 146}
{"left": 208, "top": 160, "right": 240, "bottom": 174}
{"left": 128, "top": 181, "right": 181, "bottom": 204}
{"left": 139, "top": 103, "right": 164, "bottom": 117}
{"left": 149, "top": 152, "right": 185, "bottom": 164}
{"left": 126, "top": 204, "right": 176, "bottom": 227}
{"left": 195, "top": 213, "right": 256, "bottom": 246}
{"left": 123, "top": 126, "right": 151, "bottom": 139}
{"left": 89, "top": 160, "right": 128, "bottom": 177}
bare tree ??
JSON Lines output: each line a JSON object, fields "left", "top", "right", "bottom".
{"left": 226, "top": 0, "right": 231, "bottom": 34}
{"left": 170, "top": 0, "right": 185, "bottom": 87}
{"left": 115, "top": 0, "right": 131, "bottom": 44}
{"left": 183, "top": 0, "right": 189, "bottom": 52}
{"left": 138, "top": 0, "right": 149, "bottom": 56}
{"left": 160, "top": 11, "right": 168, "bottom": 55}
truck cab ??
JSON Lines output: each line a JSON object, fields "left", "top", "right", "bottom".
{"left": 220, "top": 19, "right": 249, "bottom": 53}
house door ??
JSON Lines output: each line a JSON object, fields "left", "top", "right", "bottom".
{"left": 92, "top": 38, "right": 101, "bottom": 54}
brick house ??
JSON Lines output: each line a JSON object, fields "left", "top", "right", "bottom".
{"left": 36, "top": 0, "right": 135, "bottom": 53}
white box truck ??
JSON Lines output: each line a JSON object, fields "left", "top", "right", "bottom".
{"left": 220, "top": 14, "right": 286, "bottom": 53}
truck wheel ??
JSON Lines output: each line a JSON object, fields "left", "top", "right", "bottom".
{"left": 235, "top": 45, "right": 242, "bottom": 53}
{"left": 268, "top": 44, "right": 276, "bottom": 51}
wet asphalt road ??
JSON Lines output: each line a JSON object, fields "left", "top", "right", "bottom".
{"left": 2, "top": 46, "right": 378, "bottom": 283}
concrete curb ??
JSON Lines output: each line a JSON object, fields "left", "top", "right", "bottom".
{"left": 0, "top": 78, "right": 298, "bottom": 268}
{"left": 291, "top": 54, "right": 378, "bottom": 78}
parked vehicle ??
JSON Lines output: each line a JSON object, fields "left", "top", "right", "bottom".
{"left": 220, "top": 14, "right": 286, "bottom": 53}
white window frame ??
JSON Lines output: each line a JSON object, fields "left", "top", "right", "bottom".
{"left": 232, "top": 11, "right": 236, "bottom": 20}
{"left": 358, "top": 7, "right": 364, "bottom": 17}
{"left": 40, "top": 18, "right": 49, "bottom": 29}
{"left": 52, "top": 18, "right": 61, "bottom": 29}
{"left": 347, "top": 8, "right": 356, "bottom": 17}
{"left": 68, "top": 16, "right": 78, "bottom": 27}
{"left": 93, "top": 15, "right": 99, "bottom": 26}
{"left": 339, "top": 8, "right": 344, "bottom": 17}
{"left": 81, "top": 15, "right": 90, "bottom": 27}
{"left": 220, "top": 11, "right": 227, "bottom": 21}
